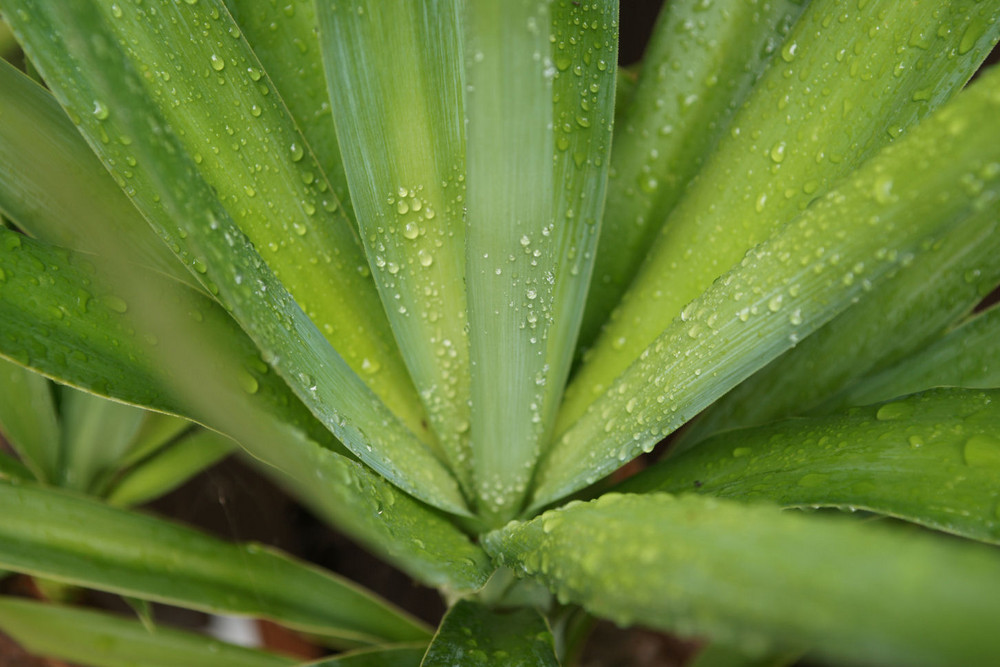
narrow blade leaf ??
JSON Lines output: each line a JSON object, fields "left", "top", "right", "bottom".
{"left": 462, "top": 0, "right": 617, "bottom": 520}
{"left": 304, "top": 646, "right": 426, "bottom": 667}
{"left": 534, "top": 66, "right": 1000, "bottom": 508}
{"left": 563, "top": 0, "right": 1000, "bottom": 428}
{"left": 486, "top": 493, "right": 1000, "bottom": 666}
{"left": 0, "top": 479, "right": 431, "bottom": 644}
{"left": 0, "top": 356, "right": 59, "bottom": 482}
{"left": 580, "top": 0, "right": 808, "bottom": 349}
{"left": 319, "top": 0, "right": 473, "bottom": 489}
{"left": 0, "top": 596, "right": 297, "bottom": 667}
{"left": 622, "top": 388, "right": 1000, "bottom": 545}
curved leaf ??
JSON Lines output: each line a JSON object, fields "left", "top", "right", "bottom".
{"left": 304, "top": 646, "right": 425, "bottom": 667}
{"left": 0, "top": 596, "right": 296, "bottom": 667}
{"left": 422, "top": 599, "right": 557, "bottom": 667}
{"left": 2, "top": 0, "right": 470, "bottom": 513}
{"left": 532, "top": 64, "right": 1000, "bottom": 509}
{"left": 622, "top": 388, "right": 1000, "bottom": 545}
{"left": 0, "top": 479, "right": 431, "bottom": 644}
{"left": 563, "top": 0, "right": 1000, "bottom": 429}
{"left": 580, "top": 0, "right": 808, "bottom": 349}
{"left": 682, "top": 193, "right": 1000, "bottom": 445}
{"left": 486, "top": 493, "right": 1000, "bottom": 667}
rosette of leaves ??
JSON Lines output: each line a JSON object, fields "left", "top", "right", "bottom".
{"left": 1, "top": 1, "right": 999, "bottom": 665}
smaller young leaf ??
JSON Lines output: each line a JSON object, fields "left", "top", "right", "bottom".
{"left": 0, "top": 356, "right": 59, "bottom": 483}
{"left": 0, "top": 596, "right": 297, "bottom": 667}
{"left": 622, "top": 388, "right": 1000, "bottom": 545}
{"left": 486, "top": 493, "right": 1000, "bottom": 667}
{"left": 421, "top": 599, "right": 558, "bottom": 667}
{"left": 828, "top": 304, "right": 1000, "bottom": 410}
{"left": 105, "top": 429, "right": 234, "bottom": 507}
{"left": 0, "top": 479, "right": 431, "bottom": 645}
{"left": 118, "top": 413, "right": 193, "bottom": 468}
{"left": 58, "top": 385, "right": 145, "bottom": 493}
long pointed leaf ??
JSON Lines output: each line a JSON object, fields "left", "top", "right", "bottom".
{"left": 59, "top": 385, "right": 145, "bottom": 492}
{"left": 2, "top": 2, "right": 467, "bottom": 512}
{"left": 304, "top": 646, "right": 426, "bottom": 667}
{"left": 462, "top": 0, "right": 617, "bottom": 521}
{"left": 421, "top": 599, "right": 558, "bottom": 667}
{"left": 562, "top": 0, "right": 1000, "bottom": 428}
{"left": 0, "top": 356, "right": 58, "bottom": 482}
{"left": 223, "top": 0, "right": 355, "bottom": 227}
{"left": 0, "top": 59, "right": 194, "bottom": 286}
{"left": 0, "top": 479, "right": 431, "bottom": 644}
{"left": 580, "top": 0, "right": 808, "bottom": 349}
{"left": 0, "top": 596, "right": 296, "bottom": 667}
{"left": 319, "top": 0, "right": 473, "bottom": 490}
{"left": 533, "top": 65, "right": 1000, "bottom": 508}
{"left": 486, "top": 493, "right": 1000, "bottom": 666}
{"left": 621, "top": 388, "right": 1000, "bottom": 545}
{"left": 829, "top": 304, "right": 1000, "bottom": 410}
{"left": 681, "top": 187, "right": 1000, "bottom": 445}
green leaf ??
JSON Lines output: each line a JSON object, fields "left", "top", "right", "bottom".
{"left": 485, "top": 493, "right": 1000, "bottom": 666}
{"left": 105, "top": 428, "right": 234, "bottom": 507}
{"left": 462, "top": 0, "right": 617, "bottom": 521}
{"left": 422, "top": 599, "right": 558, "bottom": 667}
{"left": 621, "top": 388, "right": 1000, "bottom": 545}
{"left": 0, "top": 355, "right": 59, "bottom": 482}
{"left": 579, "top": 0, "right": 808, "bottom": 350}
{"left": 0, "top": 596, "right": 297, "bottom": 667}
{"left": 563, "top": 0, "right": 1000, "bottom": 429}
{"left": 223, "top": 0, "right": 356, "bottom": 227}
{"left": 0, "top": 478, "right": 431, "bottom": 644}
{"left": 118, "top": 413, "right": 194, "bottom": 468}
{"left": 0, "top": 220, "right": 490, "bottom": 593}
{"left": 318, "top": 0, "right": 473, "bottom": 489}
{"left": 2, "top": 1, "right": 471, "bottom": 513}
{"left": 0, "top": 450, "right": 32, "bottom": 481}
{"left": 303, "top": 645, "right": 426, "bottom": 667}
{"left": 680, "top": 193, "right": 1000, "bottom": 445}
{"left": 58, "top": 384, "right": 146, "bottom": 493}
{"left": 828, "top": 304, "right": 1000, "bottom": 410}
{"left": 0, "top": 227, "right": 342, "bottom": 457}
{"left": 689, "top": 643, "right": 801, "bottom": 667}
{"left": 531, "top": 63, "right": 1000, "bottom": 510}
{"left": 0, "top": 58, "right": 195, "bottom": 287}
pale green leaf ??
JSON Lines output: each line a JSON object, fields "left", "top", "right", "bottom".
{"left": 223, "top": 0, "right": 355, "bottom": 227}
{"left": 622, "top": 388, "right": 1000, "bottom": 545}
{"left": 0, "top": 478, "right": 431, "bottom": 644}
{"left": 422, "top": 599, "right": 558, "bottom": 667}
{"left": 563, "top": 0, "right": 1000, "bottom": 429}
{"left": 319, "top": 0, "right": 472, "bottom": 489}
{"left": 486, "top": 493, "right": 1000, "bottom": 666}
{"left": 533, "top": 66, "right": 1000, "bottom": 509}
{"left": 580, "top": 0, "right": 808, "bottom": 350}
{"left": 462, "top": 0, "right": 617, "bottom": 521}
{"left": 118, "top": 413, "right": 193, "bottom": 468}
{"left": 0, "top": 58, "right": 195, "bottom": 286}
{"left": 0, "top": 596, "right": 297, "bottom": 667}
{"left": 106, "top": 428, "right": 234, "bottom": 507}
{"left": 0, "top": 355, "right": 58, "bottom": 482}
{"left": 59, "top": 385, "right": 146, "bottom": 492}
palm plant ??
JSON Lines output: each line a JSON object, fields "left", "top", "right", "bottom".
{"left": 1, "top": 0, "right": 1000, "bottom": 665}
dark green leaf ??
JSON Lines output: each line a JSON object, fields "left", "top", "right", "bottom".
{"left": 422, "top": 599, "right": 558, "bottom": 667}
{"left": 486, "top": 493, "right": 1000, "bottom": 666}
{"left": 622, "top": 388, "right": 1000, "bottom": 545}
